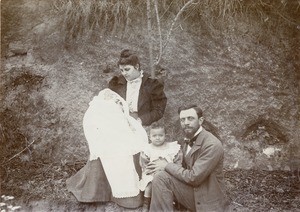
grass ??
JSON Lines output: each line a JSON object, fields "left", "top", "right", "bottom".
{"left": 1, "top": 160, "right": 299, "bottom": 211}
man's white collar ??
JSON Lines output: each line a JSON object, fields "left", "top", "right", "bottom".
{"left": 193, "top": 126, "right": 202, "bottom": 138}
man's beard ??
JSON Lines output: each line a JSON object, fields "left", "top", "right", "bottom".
{"left": 183, "top": 127, "right": 196, "bottom": 138}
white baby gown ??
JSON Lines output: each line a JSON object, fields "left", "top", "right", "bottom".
{"left": 83, "top": 88, "right": 148, "bottom": 198}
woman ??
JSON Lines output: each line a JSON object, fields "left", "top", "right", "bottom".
{"left": 109, "top": 49, "right": 167, "bottom": 126}
{"left": 108, "top": 49, "right": 168, "bottom": 207}
{"left": 67, "top": 49, "right": 167, "bottom": 208}
{"left": 66, "top": 89, "right": 148, "bottom": 207}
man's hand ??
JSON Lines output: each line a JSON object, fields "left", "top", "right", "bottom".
{"left": 145, "top": 159, "right": 168, "bottom": 175}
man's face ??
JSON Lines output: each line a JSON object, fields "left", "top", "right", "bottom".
{"left": 149, "top": 128, "right": 166, "bottom": 146}
{"left": 179, "top": 108, "right": 203, "bottom": 138}
{"left": 119, "top": 64, "right": 141, "bottom": 81}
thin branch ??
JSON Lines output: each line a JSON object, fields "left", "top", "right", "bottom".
{"left": 146, "top": 0, "right": 155, "bottom": 77}
{"left": 232, "top": 201, "right": 244, "bottom": 207}
{"left": 160, "top": 0, "right": 175, "bottom": 20}
{"left": 1, "top": 139, "right": 36, "bottom": 165}
{"left": 153, "top": 0, "right": 163, "bottom": 65}
{"left": 274, "top": 9, "right": 299, "bottom": 25}
{"left": 161, "top": 0, "right": 198, "bottom": 57}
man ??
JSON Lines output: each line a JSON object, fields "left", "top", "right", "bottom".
{"left": 146, "top": 105, "right": 230, "bottom": 212}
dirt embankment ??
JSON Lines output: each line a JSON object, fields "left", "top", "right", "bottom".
{"left": 1, "top": 0, "right": 299, "bottom": 211}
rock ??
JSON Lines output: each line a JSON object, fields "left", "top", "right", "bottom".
{"left": 262, "top": 146, "right": 281, "bottom": 158}
{"left": 8, "top": 42, "right": 28, "bottom": 56}
{"left": 267, "top": 165, "right": 273, "bottom": 171}
{"left": 275, "top": 188, "right": 284, "bottom": 193}
{"left": 283, "top": 165, "right": 291, "bottom": 171}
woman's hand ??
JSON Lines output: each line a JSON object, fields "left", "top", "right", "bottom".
{"left": 130, "top": 112, "right": 139, "bottom": 119}
{"left": 145, "top": 159, "right": 168, "bottom": 175}
{"left": 130, "top": 112, "right": 142, "bottom": 124}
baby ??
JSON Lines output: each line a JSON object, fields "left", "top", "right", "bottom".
{"left": 139, "top": 122, "right": 183, "bottom": 211}
{"left": 81, "top": 88, "right": 148, "bottom": 199}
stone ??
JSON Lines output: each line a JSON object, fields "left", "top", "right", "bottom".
{"left": 8, "top": 42, "right": 28, "bottom": 55}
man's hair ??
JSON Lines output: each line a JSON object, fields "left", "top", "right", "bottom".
{"left": 178, "top": 104, "right": 203, "bottom": 118}
{"left": 117, "top": 49, "right": 140, "bottom": 67}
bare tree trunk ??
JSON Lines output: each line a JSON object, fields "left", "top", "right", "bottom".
{"left": 154, "top": 0, "right": 162, "bottom": 65}
{"left": 146, "top": 0, "right": 155, "bottom": 78}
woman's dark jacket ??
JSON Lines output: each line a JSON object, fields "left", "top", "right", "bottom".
{"left": 108, "top": 73, "right": 167, "bottom": 126}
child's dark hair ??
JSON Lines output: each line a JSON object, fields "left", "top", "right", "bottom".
{"left": 149, "top": 121, "right": 165, "bottom": 133}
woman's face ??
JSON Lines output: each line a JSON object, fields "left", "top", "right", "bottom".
{"left": 119, "top": 64, "right": 141, "bottom": 81}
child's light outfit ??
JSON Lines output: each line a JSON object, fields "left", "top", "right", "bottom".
{"left": 138, "top": 142, "right": 182, "bottom": 191}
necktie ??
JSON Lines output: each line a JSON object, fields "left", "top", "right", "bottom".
{"left": 185, "top": 134, "right": 199, "bottom": 148}
{"left": 184, "top": 138, "right": 193, "bottom": 148}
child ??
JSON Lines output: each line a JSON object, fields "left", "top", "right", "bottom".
{"left": 138, "top": 122, "right": 183, "bottom": 211}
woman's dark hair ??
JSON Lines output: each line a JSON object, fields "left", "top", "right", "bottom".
{"left": 178, "top": 104, "right": 203, "bottom": 118}
{"left": 118, "top": 49, "right": 140, "bottom": 67}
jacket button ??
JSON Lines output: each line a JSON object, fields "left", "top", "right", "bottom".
{"left": 197, "top": 202, "right": 200, "bottom": 205}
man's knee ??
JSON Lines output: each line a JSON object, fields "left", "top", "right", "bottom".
{"left": 152, "top": 171, "right": 170, "bottom": 187}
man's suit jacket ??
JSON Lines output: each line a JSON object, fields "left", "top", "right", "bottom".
{"left": 108, "top": 73, "right": 167, "bottom": 126}
{"left": 165, "top": 128, "right": 229, "bottom": 211}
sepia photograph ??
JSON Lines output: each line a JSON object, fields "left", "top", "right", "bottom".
{"left": 1, "top": 0, "right": 299, "bottom": 211}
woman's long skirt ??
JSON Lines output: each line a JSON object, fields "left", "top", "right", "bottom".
{"left": 66, "top": 156, "right": 143, "bottom": 208}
